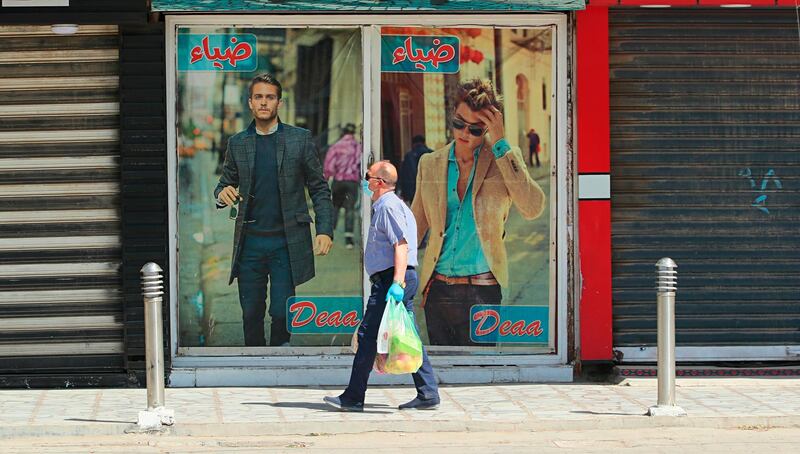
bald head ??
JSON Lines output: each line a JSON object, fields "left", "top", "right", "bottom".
{"left": 369, "top": 161, "right": 398, "bottom": 186}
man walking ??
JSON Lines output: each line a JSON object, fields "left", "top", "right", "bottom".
{"left": 323, "top": 123, "right": 362, "bottom": 249}
{"left": 527, "top": 128, "right": 541, "bottom": 167}
{"left": 215, "top": 73, "right": 334, "bottom": 347}
{"left": 324, "top": 161, "right": 439, "bottom": 412}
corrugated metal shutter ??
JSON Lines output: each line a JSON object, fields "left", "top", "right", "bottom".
{"left": 118, "top": 23, "right": 170, "bottom": 383}
{"left": 0, "top": 25, "right": 124, "bottom": 377}
{"left": 609, "top": 10, "right": 800, "bottom": 359}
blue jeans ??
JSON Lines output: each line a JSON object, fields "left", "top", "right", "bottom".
{"left": 341, "top": 268, "right": 439, "bottom": 404}
{"left": 237, "top": 234, "right": 295, "bottom": 346}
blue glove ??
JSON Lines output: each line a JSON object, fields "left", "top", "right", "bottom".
{"left": 387, "top": 282, "right": 405, "bottom": 302}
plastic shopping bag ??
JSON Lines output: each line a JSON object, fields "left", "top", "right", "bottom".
{"left": 380, "top": 296, "right": 424, "bottom": 375}
{"left": 373, "top": 298, "right": 393, "bottom": 374}
{"left": 374, "top": 352, "right": 388, "bottom": 374}
{"left": 350, "top": 321, "right": 390, "bottom": 374}
{"left": 376, "top": 297, "right": 392, "bottom": 354}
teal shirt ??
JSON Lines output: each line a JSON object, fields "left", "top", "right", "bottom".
{"left": 434, "top": 139, "right": 511, "bottom": 277}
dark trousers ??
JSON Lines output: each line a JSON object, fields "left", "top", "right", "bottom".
{"left": 424, "top": 280, "right": 502, "bottom": 346}
{"left": 331, "top": 180, "right": 358, "bottom": 237}
{"left": 341, "top": 268, "right": 439, "bottom": 405}
{"left": 237, "top": 234, "right": 295, "bottom": 346}
{"left": 529, "top": 148, "right": 541, "bottom": 167}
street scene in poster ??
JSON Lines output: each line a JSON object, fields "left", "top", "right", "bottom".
{"left": 175, "top": 25, "right": 555, "bottom": 351}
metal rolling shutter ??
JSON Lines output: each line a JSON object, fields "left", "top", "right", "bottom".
{"left": 0, "top": 25, "right": 124, "bottom": 379}
{"left": 610, "top": 10, "right": 800, "bottom": 359}
{"left": 119, "top": 23, "right": 170, "bottom": 383}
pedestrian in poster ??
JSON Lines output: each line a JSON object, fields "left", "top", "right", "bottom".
{"left": 411, "top": 79, "right": 546, "bottom": 346}
{"left": 324, "top": 161, "right": 439, "bottom": 412}
{"left": 323, "top": 123, "right": 362, "bottom": 249}
{"left": 215, "top": 73, "right": 334, "bottom": 347}
{"left": 527, "top": 128, "right": 541, "bottom": 167}
{"left": 399, "top": 135, "right": 432, "bottom": 204}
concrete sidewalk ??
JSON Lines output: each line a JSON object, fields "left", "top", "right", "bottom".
{"left": 2, "top": 378, "right": 799, "bottom": 438}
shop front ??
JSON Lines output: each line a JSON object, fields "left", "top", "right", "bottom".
{"left": 577, "top": 1, "right": 800, "bottom": 367}
{"left": 0, "top": 0, "right": 159, "bottom": 388}
{"left": 156, "top": 1, "right": 581, "bottom": 386}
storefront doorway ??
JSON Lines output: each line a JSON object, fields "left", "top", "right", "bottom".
{"left": 164, "top": 14, "right": 572, "bottom": 385}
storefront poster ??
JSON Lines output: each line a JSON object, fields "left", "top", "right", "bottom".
{"left": 176, "top": 26, "right": 364, "bottom": 348}
{"left": 174, "top": 23, "right": 556, "bottom": 353}
{"left": 380, "top": 26, "right": 554, "bottom": 349}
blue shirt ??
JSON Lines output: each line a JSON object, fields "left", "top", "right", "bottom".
{"left": 435, "top": 139, "right": 511, "bottom": 277}
{"left": 364, "top": 191, "right": 419, "bottom": 276}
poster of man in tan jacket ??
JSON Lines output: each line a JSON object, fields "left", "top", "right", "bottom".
{"left": 411, "top": 78, "right": 546, "bottom": 346}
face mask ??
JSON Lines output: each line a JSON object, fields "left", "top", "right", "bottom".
{"left": 361, "top": 180, "right": 373, "bottom": 199}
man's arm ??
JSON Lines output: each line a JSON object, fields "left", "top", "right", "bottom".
{"left": 494, "top": 146, "right": 546, "bottom": 220}
{"left": 475, "top": 107, "right": 545, "bottom": 221}
{"left": 301, "top": 131, "right": 334, "bottom": 234}
{"left": 410, "top": 156, "right": 429, "bottom": 245}
{"left": 380, "top": 209, "right": 410, "bottom": 302}
{"left": 300, "top": 130, "right": 334, "bottom": 255}
{"left": 393, "top": 240, "right": 409, "bottom": 284}
{"left": 214, "top": 138, "right": 240, "bottom": 208}
{"left": 386, "top": 239, "right": 409, "bottom": 303}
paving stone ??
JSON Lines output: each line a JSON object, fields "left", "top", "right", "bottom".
{"left": 2, "top": 379, "right": 800, "bottom": 438}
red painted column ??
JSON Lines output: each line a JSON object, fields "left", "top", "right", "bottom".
{"left": 576, "top": 5, "right": 613, "bottom": 361}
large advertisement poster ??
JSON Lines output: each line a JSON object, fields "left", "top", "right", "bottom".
{"left": 173, "top": 23, "right": 556, "bottom": 354}
{"left": 176, "top": 26, "right": 363, "bottom": 348}
{"left": 380, "top": 26, "right": 554, "bottom": 350}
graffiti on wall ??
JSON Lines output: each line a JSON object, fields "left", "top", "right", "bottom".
{"left": 738, "top": 168, "right": 783, "bottom": 214}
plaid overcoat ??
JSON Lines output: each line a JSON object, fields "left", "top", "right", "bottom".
{"left": 214, "top": 121, "right": 334, "bottom": 286}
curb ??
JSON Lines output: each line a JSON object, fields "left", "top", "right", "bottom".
{"left": 3, "top": 415, "right": 800, "bottom": 439}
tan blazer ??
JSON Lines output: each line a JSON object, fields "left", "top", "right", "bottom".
{"left": 410, "top": 140, "right": 546, "bottom": 290}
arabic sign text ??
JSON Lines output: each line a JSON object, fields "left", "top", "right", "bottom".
{"left": 381, "top": 35, "right": 460, "bottom": 74}
{"left": 178, "top": 34, "right": 258, "bottom": 71}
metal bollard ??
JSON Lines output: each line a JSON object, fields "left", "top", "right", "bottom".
{"left": 135, "top": 263, "right": 175, "bottom": 430}
{"left": 141, "top": 262, "right": 165, "bottom": 409}
{"left": 647, "top": 258, "right": 686, "bottom": 417}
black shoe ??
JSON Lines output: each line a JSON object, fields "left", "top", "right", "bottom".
{"left": 269, "top": 318, "right": 290, "bottom": 346}
{"left": 398, "top": 396, "right": 440, "bottom": 410}
{"left": 323, "top": 396, "right": 364, "bottom": 412}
